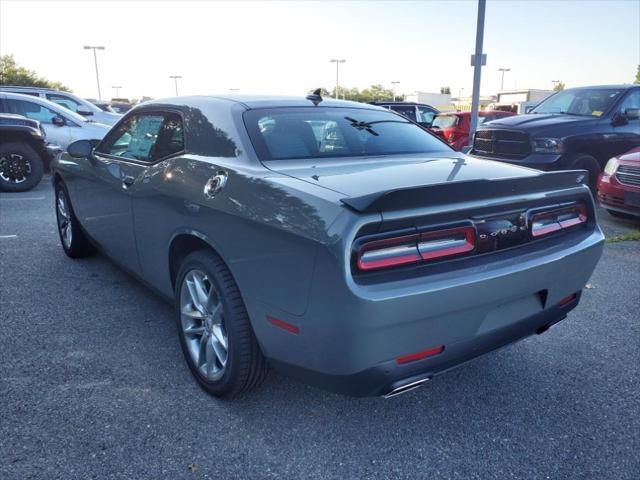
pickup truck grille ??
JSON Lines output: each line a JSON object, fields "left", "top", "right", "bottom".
{"left": 616, "top": 165, "right": 640, "bottom": 187}
{"left": 473, "top": 129, "right": 530, "bottom": 159}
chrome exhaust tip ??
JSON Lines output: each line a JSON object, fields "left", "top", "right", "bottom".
{"left": 383, "top": 377, "right": 430, "bottom": 399}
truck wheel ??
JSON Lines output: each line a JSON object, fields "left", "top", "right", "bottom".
{"left": 565, "top": 153, "right": 601, "bottom": 194}
{"left": 0, "top": 142, "right": 44, "bottom": 192}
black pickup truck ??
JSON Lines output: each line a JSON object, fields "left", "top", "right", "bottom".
{"left": 469, "top": 85, "right": 640, "bottom": 191}
{"left": 0, "top": 113, "right": 57, "bottom": 192}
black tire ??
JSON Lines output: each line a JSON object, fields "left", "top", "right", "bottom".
{"left": 606, "top": 209, "right": 637, "bottom": 220}
{"left": 0, "top": 142, "right": 44, "bottom": 192}
{"left": 54, "top": 181, "right": 96, "bottom": 258}
{"left": 565, "top": 153, "right": 601, "bottom": 194}
{"left": 175, "top": 250, "right": 269, "bottom": 397}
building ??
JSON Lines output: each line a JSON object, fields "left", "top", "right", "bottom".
{"left": 405, "top": 91, "right": 453, "bottom": 110}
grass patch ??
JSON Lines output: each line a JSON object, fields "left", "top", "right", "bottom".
{"left": 606, "top": 231, "right": 640, "bottom": 243}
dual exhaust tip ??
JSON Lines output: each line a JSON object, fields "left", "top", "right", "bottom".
{"left": 383, "top": 376, "right": 431, "bottom": 398}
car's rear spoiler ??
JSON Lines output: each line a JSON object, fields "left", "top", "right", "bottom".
{"left": 340, "top": 170, "right": 589, "bottom": 213}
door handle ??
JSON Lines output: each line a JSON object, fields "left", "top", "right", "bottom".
{"left": 122, "top": 175, "right": 136, "bottom": 187}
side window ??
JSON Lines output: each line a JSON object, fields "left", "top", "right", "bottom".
{"left": 390, "top": 106, "right": 417, "bottom": 122}
{"left": 6, "top": 99, "right": 61, "bottom": 124}
{"left": 96, "top": 113, "right": 183, "bottom": 162}
{"left": 619, "top": 90, "right": 640, "bottom": 115}
{"left": 46, "top": 94, "right": 82, "bottom": 113}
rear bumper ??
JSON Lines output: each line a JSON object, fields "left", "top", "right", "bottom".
{"left": 251, "top": 227, "right": 604, "bottom": 397}
{"left": 271, "top": 295, "right": 578, "bottom": 397}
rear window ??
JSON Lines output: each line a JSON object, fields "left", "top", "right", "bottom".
{"left": 432, "top": 114, "right": 460, "bottom": 129}
{"left": 244, "top": 107, "right": 449, "bottom": 161}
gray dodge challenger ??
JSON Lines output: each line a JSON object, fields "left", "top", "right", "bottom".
{"left": 51, "top": 93, "right": 604, "bottom": 398}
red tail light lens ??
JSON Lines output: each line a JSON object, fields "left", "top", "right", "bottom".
{"left": 356, "top": 226, "right": 475, "bottom": 271}
{"left": 531, "top": 204, "right": 587, "bottom": 238}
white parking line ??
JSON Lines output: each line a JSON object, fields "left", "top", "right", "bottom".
{"left": 0, "top": 196, "right": 46, "bottom": 201}
{"left": 0, "top": 235, "right": 18, "bottom": 239}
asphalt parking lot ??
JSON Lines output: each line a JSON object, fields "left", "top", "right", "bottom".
{"left": 1, "top": 178, "right": 639, "bottom": 480}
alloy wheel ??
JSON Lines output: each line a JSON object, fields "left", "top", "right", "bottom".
{"left": 56, "top": 190, "right": 73, "bottom": 249}
{"left": 0, "top": 153, "right": 31, "bottom": 184}
{"left": 180, "top": 269, "right": 229, "bottom": 381}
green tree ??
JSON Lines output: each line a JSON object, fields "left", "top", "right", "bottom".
{"left": 635, "top": 65, "right": 640, "bottom": 84}
{"left": 440, "top": 86, "right": 451, "bottom": 94}
{"left": 0, "top": 54, "right": 70, "bottom": 91}
{"left": 553, "top": 81, "right": 565, "bottom": 92}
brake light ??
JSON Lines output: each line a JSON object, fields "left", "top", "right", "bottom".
{"left": 356, "top": 226, "right": 475, "bottom": 271}
{"left": 530, "top": 204, "right": 588, "bottom": 238}
{"left": 396, "top": 345, "right": 444, "bottom": 364}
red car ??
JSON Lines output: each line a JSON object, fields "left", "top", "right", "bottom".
{"left": 597, "top": 147, "right": 640, "bottom": 218}
{"left": 430, "top": 111, "right": 516, "bottom": 151}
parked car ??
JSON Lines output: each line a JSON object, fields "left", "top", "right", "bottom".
{"left": 370, "top": 101, "right": 439, "bottom": 128}
{"left": 430, "top": 111, "right": 516, "bottom": 151}
{"left": 0, "top": 86, "right": 121, "bottom": 125}
{"left": 469, "top": 85, "right": 640, "bottom": 191}
{"left": 597, "top": 147, "right": 640, "bottom": 219}
{"left": 110, "top": 102, "right": 133, "bottom": 114}
{"left": 0, "top": 92, "right": 111, "bottom": 150}
{"left": 0, "top": 113, "right": 59, "bottom": 191}
{"left": 89, "top": 100, "right": 117, "bottom": 113}
{"left": 51, "top": 94, "right": 604, "bottom": 398}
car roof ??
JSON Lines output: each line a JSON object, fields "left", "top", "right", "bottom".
{"left": 0, "top": 85, "right": 57, "bottom": 92}
{"left": 139, "top": 94, "right": 387, "bottom": 111}
{"left": 566, "top": 84, "right": 637, "bottom": 91}
{"left": 0, "top": 92, "right": 89, "bottom": 122}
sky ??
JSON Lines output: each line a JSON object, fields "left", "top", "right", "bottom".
{"left": 1, "top": 0, "right": 639, "bottom": 101}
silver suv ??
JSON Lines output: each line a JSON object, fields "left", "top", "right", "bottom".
{"left": 0, "top": 86, "right": 121, "bottom": 125}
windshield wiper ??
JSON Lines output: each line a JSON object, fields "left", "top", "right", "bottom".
{"left": 344, "top": 117, "right": 407, "bottom": 136}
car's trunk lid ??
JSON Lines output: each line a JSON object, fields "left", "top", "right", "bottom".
{"left": 265, "top": 153, "right": 588, "bottom": 213}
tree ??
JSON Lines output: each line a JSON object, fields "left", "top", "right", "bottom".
{"left": 635, "top": 65, "right": 640, "bottom": 84}
{"left": 553, "top": 81, "right": 565, "bottom": 92}
{"left": 440, "top": 86, "right": 451, "bottom": 94}
{"left": 0, "top": 55, "right": 70, "bottom": 91}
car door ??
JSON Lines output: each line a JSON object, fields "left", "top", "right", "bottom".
{"left": 5, "top": 97, "right": 74, "bottom": 148}
{"left": 610, "top": 89, "right": 640, "bottom": 156}
{"left": 80, "top": 111, "right": 181, "bottom": 273}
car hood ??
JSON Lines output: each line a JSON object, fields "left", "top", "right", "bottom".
{"left": 481, "top": 113, "right": 597, "bottom": 131}
{"left": 265, "top": 152, "right": 538, "bottom": 198}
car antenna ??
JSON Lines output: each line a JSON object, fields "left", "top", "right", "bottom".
{"left": 306, "top": 88, "right": 323, "bottom": 106}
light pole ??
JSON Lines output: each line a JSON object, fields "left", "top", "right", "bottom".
{"left": 330, "top": 59, "right": 346, "bottom": 99}
{"left": 498, "top": 67, "right": 510, "bottom": 91}
{"left": 112, "top": 85, "right": 122, "bottom": 97}
{"left": 391, "top": 81, "right": 400, "bottom": 101}
{"left": 169, "top": 75, "right": 182, "bottom": 96}
{"left": 83, "top": 45, "right": 105, "bottom": 100}
{"left": 468, "top": 0, "right": 487, "bottom": 142}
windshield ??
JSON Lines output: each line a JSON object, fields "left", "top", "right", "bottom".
{"left": 432, "top": 114, "right": 460, "bottom": 129}
{"left": 244, "top": 107, "right": 449, "bottom": 161}
{"left": 531, "top": 88, "right": 623, "bottom": 117}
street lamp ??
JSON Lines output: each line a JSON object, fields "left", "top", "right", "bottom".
{"left": 112, "top": 85, "right": 122, "bottom": 97}
{"left": 83, "top": 45, "right": 105, "bottom": 100}
{"left": 169, "top": 75, "right": 182, "bottom": 96}
{"left": 330, "top": 59, "right": 346, "bottom": 99}
{"left": 498, "top": 67, "right": 510, "bottom": 91}
{"left": 391, "top": 81, "right": 400, "bottom": 101}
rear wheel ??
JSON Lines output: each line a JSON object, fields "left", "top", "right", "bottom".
{"left": 0, "top": 142, "right": 44, "bottom": 192}
{"left": 175, "top": 250, "right": 268, "bottom": 397}
{"left": 55, "top": 182, "right": 96, "bottom": 258}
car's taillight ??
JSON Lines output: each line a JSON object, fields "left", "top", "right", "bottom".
{"left": 530, "top": 203, "right": 588, "bottom": 238}
{"left": 356, "top": 226, "right": 475, "bottom": 271}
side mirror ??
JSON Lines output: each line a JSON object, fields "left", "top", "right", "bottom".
{"left": 51, "top": 116, "right": 66, "bottom": 126}
{"left": 77, "top": 108, "right": 94, "bottom": 116}
{"left": 625, "top": 108, "right": 640, "bottom": 120}
{"left": 67, "top": 139, "right": 93, "bottom": 158}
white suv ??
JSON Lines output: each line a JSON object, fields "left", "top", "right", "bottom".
{"left": 0, "top": 86, "right": 121, "bottom": 125}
